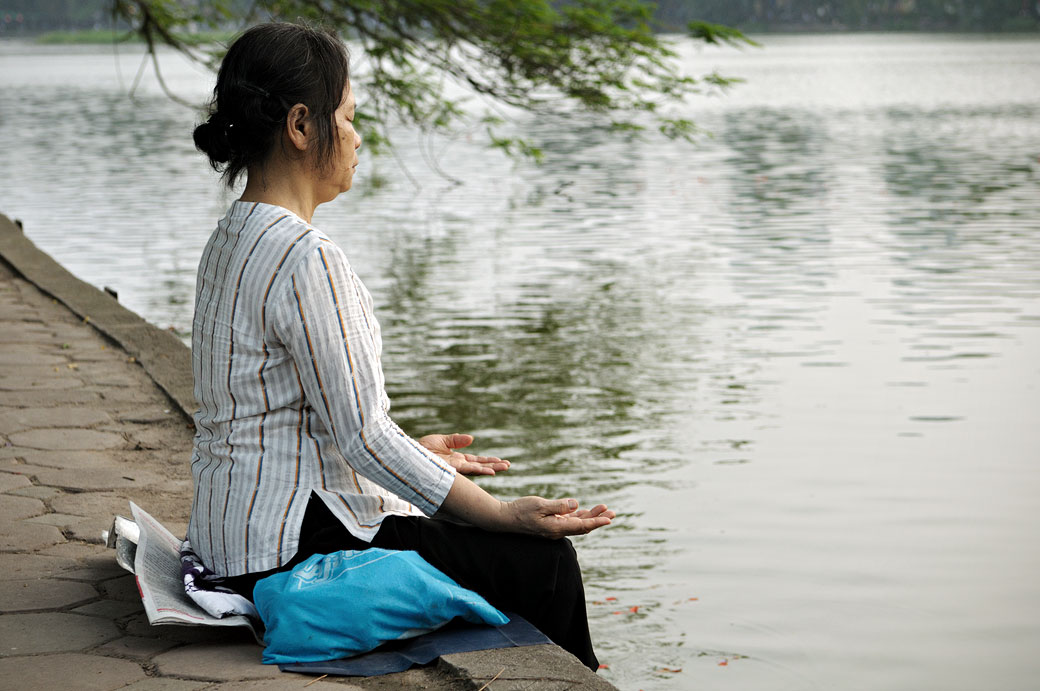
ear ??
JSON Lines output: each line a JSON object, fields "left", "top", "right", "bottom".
{"left": 284, "top": 103, "right": 312, "bottom": 152}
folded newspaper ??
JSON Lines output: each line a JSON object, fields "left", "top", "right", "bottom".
{"left": 105, "top": 502, "right": 261, "bottom": 642}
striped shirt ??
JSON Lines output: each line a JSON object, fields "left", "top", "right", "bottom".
{"left": 187, "top": 201, "right": 456, "bottom": 577}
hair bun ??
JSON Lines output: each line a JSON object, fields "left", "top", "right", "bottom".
{"left": 193, "top": 113, "right": 233, "bottom": 165}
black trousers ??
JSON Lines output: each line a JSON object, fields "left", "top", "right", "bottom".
{"left": 225, "top": 497, "right": 599, "bottom": 670}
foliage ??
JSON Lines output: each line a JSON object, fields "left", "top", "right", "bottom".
{"left": 33, "top": 28, "right": 234, "bottom": 45}
{"left": 109, "top": 0, "right": 756, "bottom": 155}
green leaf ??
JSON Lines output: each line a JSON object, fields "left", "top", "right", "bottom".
{"left": 687, "top": 20, "right": 761, "bottom": 48}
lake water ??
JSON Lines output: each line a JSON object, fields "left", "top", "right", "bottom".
{"left": 2, "top": 32, "right": 1039, "bottom": 690}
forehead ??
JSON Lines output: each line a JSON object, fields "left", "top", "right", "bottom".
{"left": 342, "top": 82, "right": 355, "bottom": 109}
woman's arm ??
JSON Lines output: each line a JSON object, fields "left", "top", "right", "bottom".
{"left": 272, "top": 243, "right": 456, "bottom": 515}
{"left": 439, "top": 474, "right": 614, "bottom": 539}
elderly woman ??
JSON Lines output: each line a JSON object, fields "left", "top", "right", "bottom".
{"left": 188, "top": 22, "right": 613, "bottom": 670}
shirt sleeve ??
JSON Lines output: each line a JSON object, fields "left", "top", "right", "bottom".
{"left": 270, "top": 240, "right": 456, "bottom": 515}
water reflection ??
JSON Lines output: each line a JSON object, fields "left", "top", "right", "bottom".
{"left": 3, "top": 36, "right": 1040, "bottom": 691}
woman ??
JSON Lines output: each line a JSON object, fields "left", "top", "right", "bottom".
{"left": 188, "top": 22, "right": 613, "bottom": 670}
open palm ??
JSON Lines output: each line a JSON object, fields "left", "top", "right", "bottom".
{"left": 418, "top": 433, "right": 510, "bottom": 476}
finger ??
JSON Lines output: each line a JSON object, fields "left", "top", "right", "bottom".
{"left": 473, "top": 456, "right": 509, "bottom": 469}
{"left": 582, "top": 504, "right": 614, "bottom": 519}
{"left": 417, "top": 434, "right": 446, "bottom": 451}
{"left": 545, "top": 498, "right": 579, "bottom": 516}
{"left": 550, "top": 514, "right": 611, "bottom": 537}
{"left": 462, "top": 465, "right": 496, "bottom": 476}
{"left": 448, "top": 433, "right": 474, "bottom": 449}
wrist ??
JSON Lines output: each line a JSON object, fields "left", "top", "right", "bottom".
{"left": 495, "top": 498, "right": 515, "bottom": 532}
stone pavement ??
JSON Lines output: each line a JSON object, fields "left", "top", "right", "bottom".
{"left": 0, "top": 214, "right": 617, "bottom": 691}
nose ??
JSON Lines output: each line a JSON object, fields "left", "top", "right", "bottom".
{"left": 354, "top": 131, "right": 362, "bottom": 150}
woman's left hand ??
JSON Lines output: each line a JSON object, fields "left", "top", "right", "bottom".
{"left": 418, "top": 433, "right": 510, "bottom": 476}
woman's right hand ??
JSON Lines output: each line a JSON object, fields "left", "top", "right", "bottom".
{"left": 439, "top": 474, "right": 614, "bottom": 538}
{"left": 505, "top": 497, "right": 614, "bottom": 539}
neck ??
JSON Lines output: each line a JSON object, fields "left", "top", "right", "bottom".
{"left": 239, "top": 160, "right": 326, "bottom": 222}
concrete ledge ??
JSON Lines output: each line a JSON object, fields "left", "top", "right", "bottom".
{"left": 0, "top": 213, "right": 196, "bottom": 417}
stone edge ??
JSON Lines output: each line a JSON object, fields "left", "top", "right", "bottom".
{"left": 0, "top": 212, "right": 196, "bottom": 419}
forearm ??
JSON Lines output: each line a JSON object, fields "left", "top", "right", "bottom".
{"left": 437, "top": 474, "right": 511, "bottom": 531}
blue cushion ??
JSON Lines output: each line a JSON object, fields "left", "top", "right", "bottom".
{"left": 254, "top": 549, "right": 509, "bottom": 664}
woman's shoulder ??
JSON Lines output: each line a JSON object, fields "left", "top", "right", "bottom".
{"left": 232, "top": 202, "right": 359, "bottom": 279}
{"left": 230, "top": 202, "right": 330, "bottom": 250}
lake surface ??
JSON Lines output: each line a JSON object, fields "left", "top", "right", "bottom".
{"left": 2, "top": 33, "right": 1039, "bottom": 690}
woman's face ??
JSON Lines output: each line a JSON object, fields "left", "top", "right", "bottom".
{"left": 330, "top": 81, "right": 362, "bottom": 193}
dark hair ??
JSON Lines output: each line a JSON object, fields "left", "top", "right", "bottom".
{"left": 193, "top": 22, "right": 350, "bottom": 187}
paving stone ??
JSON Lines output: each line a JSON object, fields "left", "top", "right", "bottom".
{"left": 0, "top": 375, "right": 83, "bottom": 390}
{"left": 63, "top": 347, "right": 125, "bottom": 363}
{"left": 0, "top": 652, "right": 145, "bottom": 689}
{"left": 0, "top": 389, "right": 102, "bottom": 407}
{"left": 0, "top": 494, "right": 44, "bottom": 520}
{"left": 50, "top": 490, "right": 189, "bottom": 531}
{"left": 47, "top": 324, "right": 100, "bottom": 340}
{"left": 73, "top": 599, "right": 143, "bottom": 619}
{"left": 0, "top": 553, "right": 77, "bottom": 580}
{"left": 0, "top": 460, "right": 51, "bottom": 484}
{"left": 0, "top": 410, "right": 29, "bottom": 435}
{"left": 0, "top": 471, "right": 30, "bottom": 492}
{"left": 124, "top": 614, "right": 256, "bottom": 645}
{"left": 95, "top": 635, "right": 180, "bottom": 660}
{"left": 0, "top": 350, "right": 67, "bottom": 366}
{"left": 71, "top": 360, "right": 140, "bottom": 375}
{"left": 0, "top": 612, "right": 120, "bottom": 655}
{"left": 51, "top": 491, "right": 132, "bottom": 519}
{"left": 119, "top": 677, "right": 209, "bottom": 690}
{"left": 66, "top": 516, "right": 116, "bottom": 544}
{"left": 7, "top": 485, "right": 63, "bottom": 501}
{"left": 39, "top": 542, "right": 108, "bottom": 560}
{"left": 32, "top": 466, "right": 164, "bottom": 491}
{"left": 0, "top": 361, "right": 64, "bottom": 375}
{"left": 86, "top": 373, "right": 141, "bottom": 388}
{"left": 212, "top": 679, "right": 353, "bottom": 690}
{"left": 0, "top": 406, "right": 111, "bottom": 430}
{"left": 95, "top": 388, "right": 170, "bottom": 406}
{"left": 61, "top": 555, "right": 130, "bottom": 582}
{"left": 100, "top": 573, "right": 142, "bottom": 602}
{"left": 153, "top": 642, "right": 281, "bottom": 682}
{"left": 340, "top": 668, "right": 465, "bottom": 688}
{"left": 439, "top": 645, "right": 616, "bottom": 691}
{"left": 117, "top": 408, "right": 179, "bottom": 424}
{"left": 0, "top": 306, "right": 45, "bottom": 319}
{"left": 2, "top": 449, "right": 119, "bottom": 470}
{"left": 0, "top": 577, "right": 97, "bottom": 612}
{"left": 7, "top": 428, "right": 125, "bottom": 451}
{"left": 129, "top": 427, "right": 179, "bottom": 450}
{"left": 25, "top": 512, "right": 87, "bottom": 527}
{"left": 0, "top": 519, "right": 64, "bottom": 551}
{"left": 0, "top": 330, "right": 63, "bottom": 344}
